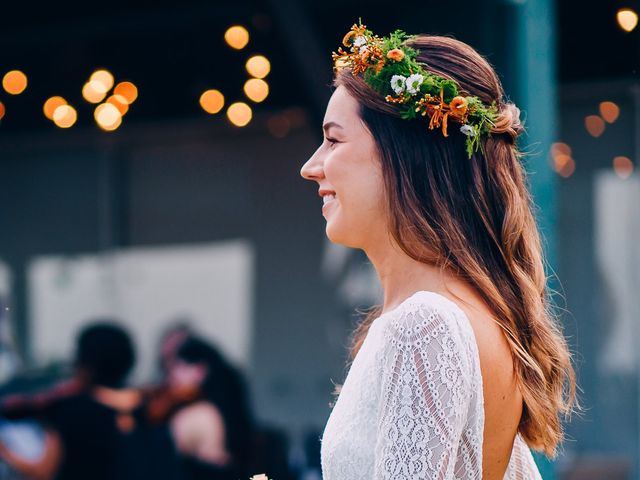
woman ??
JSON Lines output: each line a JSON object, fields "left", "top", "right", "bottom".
{"left": 168, "top": 337, "right": 254, "bottom": 480}
{"left": 300, "top": 23, "right": 576, "bottom": 479}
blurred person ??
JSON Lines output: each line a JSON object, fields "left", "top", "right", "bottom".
{"left": 300, "top": 23, "right": 577, "bottom": 479}
{"left": 167, "top": 336, "right": 254, "bottom": 480}
{"left": 0, "top": 321, "right": 182, "bottom": 480}
{"left": 157, "top": 322, "right": 192, "bottom": 379}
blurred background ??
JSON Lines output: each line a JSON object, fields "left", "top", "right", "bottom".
{"left": 0, "top": 0, "right": 638, "bottom": 479}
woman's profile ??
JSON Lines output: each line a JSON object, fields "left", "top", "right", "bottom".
{"left": 300, "top": 23, "right": 576, "bottom": 479}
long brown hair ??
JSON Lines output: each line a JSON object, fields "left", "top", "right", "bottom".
{"left": 336, "top": 35, "right": 575, "bottom": 457}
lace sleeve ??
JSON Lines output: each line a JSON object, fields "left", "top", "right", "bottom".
{"left": 374, "top": 300, "right": 479, "bottom": 479}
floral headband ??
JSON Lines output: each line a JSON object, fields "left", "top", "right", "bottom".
{"left": 332, "top": 22, "right": 499, "bottom": 158}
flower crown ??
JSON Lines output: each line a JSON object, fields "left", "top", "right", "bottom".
{"left": 332, "top": 22, "right": 499, "bottom": 158}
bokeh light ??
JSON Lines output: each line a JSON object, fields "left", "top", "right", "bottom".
{"left": 613, "top": 156, "right": 634, "bottom": 179}
{"left": 199, "top": 89, "right": 225, "bottom": 114}
{"left": 90, "top": 70, "right": 114, "bottom": 93}
{"left": 599, "top": 101, "right": 620, "bottom": 123}
{"left": 617, "top": 8, "right": 638, "bottom": 32}
{"left": 245, "top": 55, "right": 271, "bottom": 79}
{"left": 267, "top": 114, "right": 291, "bottom": 138}
{"left": 551, "top": 142, "right": 571, "bottom": 157}
{"left": 83, "top": 81, "right": 108, "bottom": 103}
{"left": 243, "top": 78, "right": 269, "bottom": 103}
{"left": 224, "top": 26, "right": 250, "bottom": 50}
{"left": 107, "top": 95, "right": 129, "bottom": 115}
{"left": 43, "top": 96, "right": 68, "bottom": 120}
{"left": 226, "top": 102, "right": 252, "bottom": 127}
{"left": 585, "top": 115, "right": 605, "bottom": 137}
{"left": 113, "top": 82, "right": 138, "bottom": 104}
{"left": 2, "top": 70, "right": 28, "bottom": 95}
{"left": 52, "top": 105, "right": 78, "bottom": 128}
{"left": 94, "top": 103, "right": 122, "bottom": 131}
{"left": 0, "top": 101, "right": 5, "bottom": 121}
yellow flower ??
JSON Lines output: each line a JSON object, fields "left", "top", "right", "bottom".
{"left": 386, "top": 48, "right": 405, "bottom": 62}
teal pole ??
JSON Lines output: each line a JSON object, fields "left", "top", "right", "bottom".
{"left": 509, "top": 0, "right": 559, "bottom": 478}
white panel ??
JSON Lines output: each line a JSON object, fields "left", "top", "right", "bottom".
{"left": 594, "top": 171, "right": 640, "bottom": 374}
{"left": 28, "top": 241, "right": 254, "bottom": 382}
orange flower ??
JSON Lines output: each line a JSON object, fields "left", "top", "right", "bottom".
{"left": 449, "top": 96, "right": 468, "bottom": 117}
{"left": 386, "top": 48, "right": 405, "bottom": 62}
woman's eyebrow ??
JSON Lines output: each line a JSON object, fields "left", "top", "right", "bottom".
{"left": 322, "top": 121, "right": 343, "bottom": 134}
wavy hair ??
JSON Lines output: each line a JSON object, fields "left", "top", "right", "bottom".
{"left": 337, "top": 34, "right": 575, "bottom": 457}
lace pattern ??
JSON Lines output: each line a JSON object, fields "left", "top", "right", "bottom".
{"left": 320, "top": 291, "right": 542, "bottom": 480}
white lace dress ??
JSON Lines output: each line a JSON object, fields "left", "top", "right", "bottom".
{"left": 321, "top": 291, "right": 542, "bottom": 479}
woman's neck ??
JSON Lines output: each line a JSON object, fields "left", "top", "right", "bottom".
{"left": 365, "top": 237, "right": 453, "bottom": 314}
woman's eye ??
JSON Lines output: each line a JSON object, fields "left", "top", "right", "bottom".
{"left": 325, "top": 137, "right": 339, "bottom": 148}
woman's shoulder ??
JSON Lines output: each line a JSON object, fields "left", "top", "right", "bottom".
{"left": 377, "top": 290, "right": 474, "bottom": 340}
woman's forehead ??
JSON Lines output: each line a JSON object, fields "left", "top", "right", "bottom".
{"left": 325, "top": 87, "right": 359, "bottom": 120}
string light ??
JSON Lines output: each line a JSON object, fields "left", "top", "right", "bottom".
{"left": 550, "top": 142, "right": 575, "bottom": 178}
{"left": 82, "top": 81, "right": 107, "bottom": 103}
{"left": 43, "top": 96, "right": 68, "bottom": 120}
{"left": 245, "top": 55, "right": 271, "bottom": 78}
{"left": 585, "top": 115, "right": 605, "bottom": 137}
{"left": 107, "top": 95, "right": 129, "bottom": 115}
{"left": 94, "top": 103, "right": 122, "bottom": 131}
{"left": 613, "top": 156, "right": 634, "bottom": 179}
{"left": 226, "top": 102, "right": 252, "bottom": 127}
{"left": 52, "top": 105, "right": 77, "bottom": 128}
{"left": 224, "top": 26, "right": 250, "bottom": 50}
{"left": 90, "top": 70, "right": 114, "bottom": 93}
{"left": 2, "top": 70, "right": 28, "bottom": 95}
{"left": 113, "top": 82, "right": 138, "bottom": 104}
{"left": 200, "top": 89, "right": 225, "bottom": 114}
{"left": 599, "top": 101, "right": 620, "bottom": 123}
{"left": 617, "top": 8, "right": 638, "bottom": 32}
{"left": 243, "top": 78, "right": 269, "bottom": 103}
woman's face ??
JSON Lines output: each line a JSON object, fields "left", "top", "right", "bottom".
{"left": 300, "top": 86, "right": 387, "bottom": 249}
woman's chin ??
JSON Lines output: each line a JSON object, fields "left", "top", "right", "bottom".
{"left": 325, "top": 221, "right": 360, "bottom": 248}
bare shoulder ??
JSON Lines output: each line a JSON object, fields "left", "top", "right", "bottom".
{"left": 172, "top": 400, "right": 225, "bottom": 430}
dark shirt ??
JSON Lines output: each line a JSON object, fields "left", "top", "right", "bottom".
{"left": 45, "top": 393, "right": 182, "bottom": 480}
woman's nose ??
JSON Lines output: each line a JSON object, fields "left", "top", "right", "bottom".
{"left": 300, "top": 150, "right": 324, "bottom": 181}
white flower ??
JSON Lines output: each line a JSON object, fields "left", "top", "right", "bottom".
{"left": 359, "top": 45, "right": 368, "bottom": 54}
{"left": 390, "top": 75, "right": 406, "bottom": 95}
{"left": 353, "top": 36, "right": 367, "bottom": 47}
{"left": 405, "top": 73, "right": 424, "bottom": 94}
{"left": 460, "top": 124, "right": 476, "bottom": 136}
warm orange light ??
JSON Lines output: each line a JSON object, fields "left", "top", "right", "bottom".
{"left": 52, "top": 105, "right": 78, "bottom": 128}
{"left": 2, "top": 70, "right": 28, "bottom": 95}
{"left": 551, "top": 142, "right": 571, "bottom": 157}
{"left": 245, "top": 55, "right": 271, "bottom": 78}
{"left": 585, "top": 115, "right": 605, "bottom": 137}
{"left": 224, "top": 25, "right": 250, "bottom": 49}
{"left": 199, "top": 89, "right": 225, "bottom": 114}
{"left": 94, "top": 103, "right": 122, "bottom": 131}
{"left": 613, "top": 156, "right": 634, "bottom": 179}
{"left": 557, "top": 157, "right": 576, "bottom": 178}
{"left": 82, "top": 81, "right": 107, "bottom": 103}
{"left": 617, "top": 8, "right": 638, "bottom": 32}
{"left": 267, "top": 114, "right": 291, "bottom": 138}
{"left": 599, "top": 101, "right": 620, "bottom": 123}
{"left": 107, "top": 95, "right": 129, "bottom": 115}
{"left": 90, "top": 70, "right": 114, "bottom": 93}
{"left": 113, "top": 81, "right": 138, "bottom": 104}
{"left": 0, "top": 101, "right": 5, "bottom": 121}
{"left": 43, "top": 96, "right": 68, "bottom": 120}
{"left": 243, "top": 78, "right": 269, "bottom": 103}
{"left": 226, "top": 102, "right": 252, "bottom": 127}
